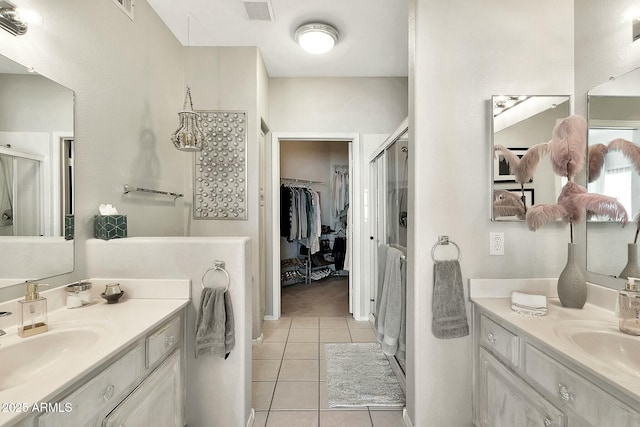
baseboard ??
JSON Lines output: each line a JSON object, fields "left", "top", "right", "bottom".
{"left": 403, "top": 408, "right": 413, "bottom": 427}
{"left": 263, "top": 315, "right": 276, "bottom": 321}
{"left": 252, "top": 333, "right": 264, "bottom": 345}
{"left": 246, "top": 408, "right": 255, "bottom": 427}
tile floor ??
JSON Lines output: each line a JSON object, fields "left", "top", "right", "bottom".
{"left": 252, "top": 316, "right": 405, "bottom": 427}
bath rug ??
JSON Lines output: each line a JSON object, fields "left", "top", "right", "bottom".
{"left": 325, "top": 343, "right": 405, "bottom": 407}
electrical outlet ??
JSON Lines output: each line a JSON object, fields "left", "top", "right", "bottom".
{"left": 490, "top": 232, "right": 504, "bottom": 256}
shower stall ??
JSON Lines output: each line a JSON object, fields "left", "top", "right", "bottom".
{"left": 0, "top": 146, "right": 43, "bottom": 236}
{"left": 369, "top": 121, "right": 408, "bottom": 374}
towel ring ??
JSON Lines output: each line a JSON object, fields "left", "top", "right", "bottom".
{"left": 431, "top": 236, "right": 461, "bottom": 262}
{"left": 201, "top": 260, "right": 231, "bottom": 291}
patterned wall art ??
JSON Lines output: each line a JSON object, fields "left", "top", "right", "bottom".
{"left": 193, "top": 111, "right": 248, "bottom": 220}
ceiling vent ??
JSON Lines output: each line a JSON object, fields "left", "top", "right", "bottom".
{"left": 112, "top": 0, "right": 134, "bottom": 21}
{"left": 243, "top": 0, "right": 274, "bottom": 21}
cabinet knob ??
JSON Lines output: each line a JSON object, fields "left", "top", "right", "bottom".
{"left": 165, "top": 335, "right": 175, "bottom": 347}
{"left": 102, "top": 384, "right": 115, "bottom": 402}
{"left": 543, "top": 417, "right": 553, "bottom": 427}
{"left": 487, "top": 333, "right": 497, "bottom": 344}
{"left": 557, "top": 383, "right": 574, "bottom": 402}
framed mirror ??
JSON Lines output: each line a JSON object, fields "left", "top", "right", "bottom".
{"left": 0, "top": 54, "right": 75, "bottom": 289}
{"left": 586, "top": 67, "right": 640, "bottom": 279}
{"left": 490, "top": 95, "right": 571, "bottom": 221}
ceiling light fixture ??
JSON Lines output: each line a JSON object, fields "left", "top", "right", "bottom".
{"left": 294, "top": 23, "right": 339, "bottom": 55}
{"left": 0, "top": 1, "right": 28, "bottom": 36}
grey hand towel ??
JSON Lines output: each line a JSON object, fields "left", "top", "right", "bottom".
{"left": 432, "top": 260, "right": 469, "bottom": 339}
{"left": 376, "top": 247, "right": 404, "bottom": 355}
{"left": 196, "top": 287, "right": 235, "bottom": 359}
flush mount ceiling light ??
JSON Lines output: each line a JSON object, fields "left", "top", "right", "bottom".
{"left": 294, "top": 23, "right": 339, "bottom": 54}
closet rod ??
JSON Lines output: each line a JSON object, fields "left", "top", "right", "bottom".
{"left": 281, "top": 177, "right": 325, "bottom": 185}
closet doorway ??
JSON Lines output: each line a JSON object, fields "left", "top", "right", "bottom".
{"left": 270, "top": 133, "right": 363, "bottom": 320}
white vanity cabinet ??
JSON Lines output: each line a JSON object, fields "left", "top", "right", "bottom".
{"left": 473, "top": 305, "right": 640, "bottom": 427}
{"left": 36, "top": 311, "right": 185, "bottom": 427}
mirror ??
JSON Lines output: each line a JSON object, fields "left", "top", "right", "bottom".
{"left": 491, "top": 95, "right": 571, "bottom": 221}
{"left": 0, "top": 54, "right": 75, "bottom": 289}
{"left": 586, "top": 67, "right": 640, "bottom": 278}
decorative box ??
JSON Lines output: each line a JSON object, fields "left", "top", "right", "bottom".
{"left": 94, "top": 215, "right": 127, "bottom": 240}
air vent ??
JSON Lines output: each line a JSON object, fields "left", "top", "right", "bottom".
{"left": 243, "top": 0, "right": 274, "bottom": 21}
{"left": 112, "top": 0, "right": 134, "bottom": 21}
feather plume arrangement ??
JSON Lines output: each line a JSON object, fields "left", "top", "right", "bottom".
{"left": 548, "top": 115, "right": 587, "bottom": 178}
{"left": 588, "top": 143, "right": 608, "bottom": 183}
{"left": 526, "top": 181, "right": 629, "bottom": 231}
{"left": 494, "top": 143, "right": 549, "bottom": 184}
{"left": 607, "top": 138, "right": 640, "bottom": 174}
{"left": 493, "top": 190, "right": 526, "bottom": 219}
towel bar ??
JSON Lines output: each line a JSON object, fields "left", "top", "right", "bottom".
{"left": 431, "top": 235, "right": 461, "bottom": 262}
{"left": 201, "top": 260, "right": 231, "bottom": 291}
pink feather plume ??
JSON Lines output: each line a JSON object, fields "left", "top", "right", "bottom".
{"left": 575, "top": 192, "right": 629, "bottom": 226}
{"left": 526, "top": 204, "right": 568, "bottom": 231}
{"left": 548, "top": 115, "right": 587, "bottom": 178}
{"left": 493, "top": 190, "right": 526, "bottom": 219}
{"left": 494, "top": 143, "right": 549, "bottom": 184}
{"left": 588, "top": 143, "right": 608, "bottom": 183}
{"left": 607, "top": 138, "right": 640, "bottom": 174}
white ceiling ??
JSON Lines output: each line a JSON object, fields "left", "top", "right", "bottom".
{"left": 146, "top": 0, "right": 408, "bottom": 78}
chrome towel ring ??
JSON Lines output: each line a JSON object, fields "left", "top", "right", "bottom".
{"left": 201, "top": 260, "right": 231, "bottom": 291}
{"left": 431, "top": 236, "right": 461, "bottom": 262}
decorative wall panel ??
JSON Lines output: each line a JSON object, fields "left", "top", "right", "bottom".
{"left": 193, "top": 111, "right": 248, "bottom": 220}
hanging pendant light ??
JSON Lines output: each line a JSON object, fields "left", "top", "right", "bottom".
{"left": 171, "top": 86, "right": 204, "bottom": 152}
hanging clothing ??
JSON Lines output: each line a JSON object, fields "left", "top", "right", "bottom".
{"left": 280, "top": 184, "right": 323, "bottom": 254}
{"left": 332, "top": 167, "right": 349, "bottom": 216}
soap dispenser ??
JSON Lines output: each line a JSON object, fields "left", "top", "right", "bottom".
{"left": 619, "top": 277, "right": 640, "bottom": 336}
{"left": 18, "top": 283, "right": 49, "bottom": 338}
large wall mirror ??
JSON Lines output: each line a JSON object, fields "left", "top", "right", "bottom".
{"left": 586, "top": 67, "right": 640, "bottom": 279}
{"left": 0, "top": 54, "right": 75, "bottom": 289}
{"left": 490, "top": 95, "right": 571, "bottom": 221}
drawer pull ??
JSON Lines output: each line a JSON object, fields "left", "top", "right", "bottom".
{"left": 487, "top": 333, "right": 497, "bottom": 344}
{"left": 102, "top": 384, "right": 115, "bottom": 402}
{"left": 557, "top": 384, "right": 574, "bottom": 402}
{"left": 543, "top": 417, "right": 554, "bottom": 427}
{"left": 165, "top": 335, "right": 175, "bottom": 347}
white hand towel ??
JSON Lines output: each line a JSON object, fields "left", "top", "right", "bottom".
{"left": 511, "top": 291, "right": 548, "bottom": 316}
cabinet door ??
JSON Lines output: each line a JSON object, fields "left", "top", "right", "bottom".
{"left": 104, "top": 349, "right": 183, "bottom": 427}
{"left": 478, "top": 348, "right": 565, "bottom": 427}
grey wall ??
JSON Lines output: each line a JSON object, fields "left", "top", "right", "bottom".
{"left": 409, "top": 0, "right": 574, "bottom": 425}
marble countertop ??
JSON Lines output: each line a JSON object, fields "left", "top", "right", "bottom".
{"left": 472, "top": 297, "right": 640, "bottom": 405}
{"left": 0, "top": 294, "right": 189, "bottom": 426}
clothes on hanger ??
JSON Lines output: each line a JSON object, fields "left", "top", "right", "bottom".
{"left": 280, "top": 184, "right": 322, "bottom": 254}
{"left": 332, "top": 167, "right": 349, "bottom": 216}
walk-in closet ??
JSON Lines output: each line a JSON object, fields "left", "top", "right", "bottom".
{"left": 279, "top": 140, "right": 350, "bottom": 316}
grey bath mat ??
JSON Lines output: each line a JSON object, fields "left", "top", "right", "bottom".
{"left": 325, "top": 343, "right": 405, "bottom": 408}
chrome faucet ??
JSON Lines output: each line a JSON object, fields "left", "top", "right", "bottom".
{"left": 0, "top": 311, "right": 12, "bottom": 343}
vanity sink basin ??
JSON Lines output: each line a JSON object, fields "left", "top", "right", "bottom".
{"left": 0, "top": 324, "right": 105, "bottom": 391}
{"left": 555, "top": 320, "right": 640, "bottom": 377}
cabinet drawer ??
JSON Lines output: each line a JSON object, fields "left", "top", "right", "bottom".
{"left": 478, "top": 348, "right": 565, "bottom": 427}
{"left": 480, "top": 315, "right": 519, "bottom": 366}
{"left": 524, "top": 344, "right": 640, "bottom": 427}
{"left": 146, "top": 316, "right": 181, "bottom": 367}
{"left": 38, "top": 345, "right": 143, "bottom": 427}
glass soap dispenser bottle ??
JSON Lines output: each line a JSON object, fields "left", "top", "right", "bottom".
{"left": 18, "top": 283, "right": 49, "bottom": 338}
{"left": 619, "top": 277, "right": 640, "bottom": 336}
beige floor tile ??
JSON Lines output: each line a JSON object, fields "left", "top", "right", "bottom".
{"left": 278, "top": 359, "right": 319, "bottom": 381}
{"left": 319, "top": 359, "right": 326, "bottom": 381}
{"left": 254, "top": 411, "right": 268, "bottom": 427}
{"left": 253, "top": 360, "right": 281, "bottom": 382}
{"left": 271, "top": 382, "right": 319, "bottom": 410}
{"left": 253, "top": 342, "right": 286, "bottom": 360}
{"left": 291, "top": 316, "right": 319, "bottom": 328}
{"left": 288, "top": 328, "right": 319, "bottom": 343}
{"left": 284, "top": 342, "right": 319, "bottom": 360}
{"left": 319, "top": 317, "right": 348, "bottom": 328}
{"left": 266, "top": 411, "right": 319, "bottom": 427}
{"left": 252, "top": 382, "right": 275, "bottom": 411}
{"left": 319, "top": 328, "right": 351, "bottom": 343}
{"left": 347, "top": 319, "right": 373, "bottom": 329}
{"left": 263, "top": 318, "right": 292, "bottom": 329}
{"left": 320, "top": 410, "right": 372, "bottom": 426}
{"left": 263, "top": 328, "right": 290, "bottom": 342}
{"left": 369, "top": 410, "right": 405, "bottom": 427}
{"left": 349, "top": 328, "right": 377, "bottom": 343}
